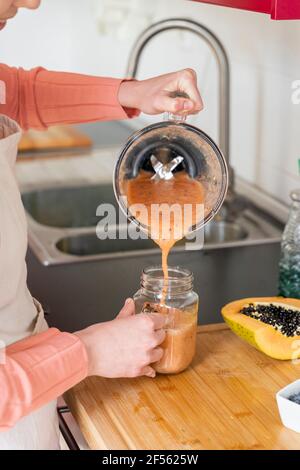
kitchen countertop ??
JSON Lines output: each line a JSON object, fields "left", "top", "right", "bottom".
{"left": 65, "top": 324, "right": 300, "bottom": 450}
{"left": 16, "top": 146, "right": 120, "bottom": 191}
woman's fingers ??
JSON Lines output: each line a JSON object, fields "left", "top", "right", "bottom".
{"left": 140, "top": 366, "right": 156, "bottom": 378}
{"left": 177, "top": 68, "right": 204, "bottom": 113}
{"left": 149, "top": 347, "right": 164, "bottom": 363}
{"left": 140, "top": 348, "right": 165, "bottom": 377}
{"left": 154, "top": 328, "right": 166, "bottom": 345}
{"left": 147, "top": 313, "right": 168, "bottom": 330}
{"left": 116, "top": 306, "right": 166, "bottom": 379}
{"left": 183, "top": 82, "right": 203, "bottom": 113}
{"left": 117, "top": 298, "right": 135, "bottom": 318}
{"left": 155, "top": 95, "right": 194, "bottom": 115}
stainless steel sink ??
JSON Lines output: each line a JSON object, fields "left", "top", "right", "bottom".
{"left": 56, "top": 230, "right": 155, "bottom": 257}
{"left": 23, "top": 182, "right": 283, "bottom": 264}
{"left": 204, "top": 221, "right": 247, "bottom": 243}
{"left": 54, "top": 218, "right": 271, "bottom": 259}
{"left": 23, "top": 180, "right": 286, "bottom": 331}
{"left": 55, "top": 222, "right": 247, "bottom": 257}
{"left": 22, "top": 184, "right": 117, "bottom": 228}
{"left": 22, "top": 185, "right": 247, "bottom": 245}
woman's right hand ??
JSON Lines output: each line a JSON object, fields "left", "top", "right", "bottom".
{"left": 74, "top": 299, "right": 166, "bottom": 379}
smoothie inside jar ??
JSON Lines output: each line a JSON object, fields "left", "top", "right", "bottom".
{"left": 141, "top": 300, "right": 198, "bottom": 374}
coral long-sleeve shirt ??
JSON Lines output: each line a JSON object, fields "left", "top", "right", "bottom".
{"left": 0, "top": 329, "right": 88, "bottom": 430}
{"left": 0, "top": 64, "right": 138, "bottom": 130}
{"left": 0, "top": 64, "right": 138, "bottom": 431}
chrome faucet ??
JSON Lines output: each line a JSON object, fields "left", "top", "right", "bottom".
{"left": 126, "top": 18, "right": 232, "bottom": 185}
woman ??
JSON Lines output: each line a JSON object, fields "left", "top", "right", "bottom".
{"left": 0, "top": 0, "right": 203, "bottom": 450}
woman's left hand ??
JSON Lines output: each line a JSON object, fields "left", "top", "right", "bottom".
{"left": 118, "top": 68, "right": 203, "bottom": 116}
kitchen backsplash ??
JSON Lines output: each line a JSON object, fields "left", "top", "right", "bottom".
{"left": 1, "top": 0, "right": 300, "bottom": 204}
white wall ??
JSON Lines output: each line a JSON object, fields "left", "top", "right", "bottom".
{"left": 1, "top": 0, "right": 300, "bottom": 204}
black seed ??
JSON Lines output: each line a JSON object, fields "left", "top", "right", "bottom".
{"left": 239, "top": 303, "right": 300, "bottom": 338}
{"left": 288, "top": 393, "right": 300, "bottom": 405}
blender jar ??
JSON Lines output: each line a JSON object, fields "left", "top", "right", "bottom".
{"left": 114, "top": 119, "right": 228, "bottom": 236}
{"left": 134, "top": 266, "right": 198, "bottom": 374}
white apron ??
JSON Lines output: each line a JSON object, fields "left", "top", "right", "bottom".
{"left": 0, "top": 115, "right": 60, "bottom": 450}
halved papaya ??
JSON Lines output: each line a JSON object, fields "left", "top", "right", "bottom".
{"left": 221, "top": 297, "right": 300, "bottom": 360}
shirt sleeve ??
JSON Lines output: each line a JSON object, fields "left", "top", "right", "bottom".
{"left": 0, "top": 63, "right": 140, "bottom": 130}
{"left": 0, "top": 328, "right": 88, "bottom": 431}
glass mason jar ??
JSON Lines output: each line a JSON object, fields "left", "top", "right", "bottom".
{"left": 133, "top": 266, "right": 198, "bottom": 374}
{"left": 278, "top": 189, "right": 300, "bottom": 299}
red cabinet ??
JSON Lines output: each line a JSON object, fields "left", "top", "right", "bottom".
{"left": 192, "top": 0, "right": 300, "bottom": 20}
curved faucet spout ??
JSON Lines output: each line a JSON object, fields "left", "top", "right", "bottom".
{"left": 126, "top": 18, "right": 231, "bottom": 171}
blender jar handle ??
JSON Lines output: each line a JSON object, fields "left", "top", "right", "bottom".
{"left": 164, "top": 90, "right": 190, "bottom": 123}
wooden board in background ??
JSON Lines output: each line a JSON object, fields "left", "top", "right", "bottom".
{"left": 18, "top": 125, "right": 92, "bottom": 154}
{"left": 65, "top": 324, "right": 300, "bottom": 450}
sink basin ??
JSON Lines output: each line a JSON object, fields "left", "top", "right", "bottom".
{"left": 21, "top": 185, "right": 247, "bottom": 245}
{"left": 55, "top": 221, "right": 249, "bottom": 258}
{"left": 57, "top": 231, "right": 155, "bottom": 256}
{"left": 22, "top": 184, "right": 117, "bottom": 228}
{"left": 23, "top": 181, "right": 283, "bottom": 265}
{"left": 204, "top": 221, "right": 248, "bottom": 243}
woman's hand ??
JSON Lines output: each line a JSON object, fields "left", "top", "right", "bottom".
{"left": 74, "top": 299, "right": 166, "bottom": 378}
{"left": 118, "top": 68, "right": 203, "bottom": 116}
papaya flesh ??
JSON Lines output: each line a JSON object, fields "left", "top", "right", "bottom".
{"left": 221, "top": 297, "right": 300, "bottom": 360}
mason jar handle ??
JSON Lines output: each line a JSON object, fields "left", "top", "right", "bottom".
{"left": 164, "top": 90, "right": 190, "bottom": 123}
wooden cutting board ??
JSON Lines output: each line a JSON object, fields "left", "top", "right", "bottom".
{"left": 18, "top": 125, "right": 92, "bottom": 153}
{"left": 65, "top": 324, "right": 300, "bottom": 450}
